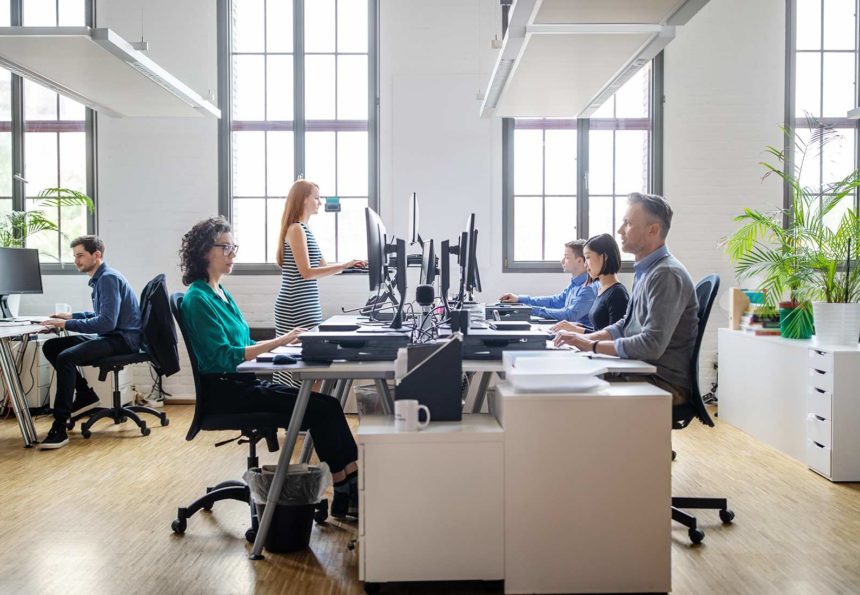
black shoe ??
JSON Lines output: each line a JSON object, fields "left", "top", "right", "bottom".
{"left": 331, "top": 488, "right": 350, "bottom": 519}
{"left": 71, "top": 390, "right": 100, "bottom": 416}
{"left": 348, "top": 484, "right": 359, "bottom": 518}
{"left": 40, "top": 421, "right": 69, "bottom": 450}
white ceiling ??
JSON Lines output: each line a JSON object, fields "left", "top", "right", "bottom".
{"left": 481, "top": 0, "right": 709, "bottom": 118}
{"left": 0, "top": 27, "right": 220, "bottom": 118}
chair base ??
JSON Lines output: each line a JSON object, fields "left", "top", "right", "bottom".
{"left": 672, "top": 496, "right": 735, "bottom": 544}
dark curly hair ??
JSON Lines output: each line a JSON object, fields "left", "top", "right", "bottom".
{"left": 179, "top": 216, "right": 232, "bottom": 286}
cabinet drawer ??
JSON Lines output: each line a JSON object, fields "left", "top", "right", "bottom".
{"left": 806, "top": 386, "right": 832, "bottom": 419}
{"left": 806, "top": 440, "right": 831, "bottom": 477}
{"left": 807, "top": 367, "right": 834, "bottom": 393}
{"left": 806, "top": 413, "right": 832, "bottom": 448}
{"left": 808, "top": 348, "right": 834, "bottom": 373}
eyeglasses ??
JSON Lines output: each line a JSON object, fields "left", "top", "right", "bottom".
{"left": 213, "top": 243, "right": 239, "bottom": 256}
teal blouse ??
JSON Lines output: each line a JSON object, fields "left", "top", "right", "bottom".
{"left": 180, "top": 280, "right": 256, "bottom": 374}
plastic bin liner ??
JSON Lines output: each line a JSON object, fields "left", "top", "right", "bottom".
{"left": 243, "top": 463, "right": 332, "bottom": 506}
{"left": 355, "top": 383, "right": 386, "bottom": 415}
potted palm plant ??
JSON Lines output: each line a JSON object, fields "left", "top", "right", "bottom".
{"left": 724, "top": 122, "right": 860, "bottom": 344}
{"left": 0, "top": 187, "right": 94, "bottom": 316}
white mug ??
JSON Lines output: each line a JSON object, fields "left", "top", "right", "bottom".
{"left": 394, "top": 399, "right": 430, "bottom": 432}
{"left": 54, "top": 303, "right": 72, "bottom": 315}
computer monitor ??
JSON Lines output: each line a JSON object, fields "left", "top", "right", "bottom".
{"left": 458, "top": 213, "right": 481, "bottom": 301}
{"left": 365, "top": 207, "right": 388, "bottom": 292}
{"left": 0, "top": 247, "right": 43, "bottom": 318}
{"left": 408, "top": 192, "right": 421, "bottom": 246}
{"left": 419, "top": 239, "right": 436, "bottom": 285}
{"left": 389, "top": 238, "right": 408, "bottom": 329}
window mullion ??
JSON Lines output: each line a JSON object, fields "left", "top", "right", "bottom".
{"left": 294, "top": 0, "right": 305, "bottom": 179}
{"left": 577, "top": 118, "right": 589, "bottom": 240}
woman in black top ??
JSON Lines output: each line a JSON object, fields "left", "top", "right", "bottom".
{"left": 551, "top": 233, "right": 629, "bottom": 333}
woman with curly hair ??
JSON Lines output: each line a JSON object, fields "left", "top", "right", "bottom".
{"left": 179, "top": 216, "right": 359, "bottom": 519}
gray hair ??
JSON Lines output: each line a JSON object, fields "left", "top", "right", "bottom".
{"left": 627, "top": 192, "right": 673, "bottom": 239}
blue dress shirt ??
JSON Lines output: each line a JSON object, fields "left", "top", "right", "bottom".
{"left": 64, "top": 262, "right": 143, "bottom": 350}
{"left": 518, "top": 272, "right": 597, "bottom": 324}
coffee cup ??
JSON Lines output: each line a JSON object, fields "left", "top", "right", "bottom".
{"left": 394, "top": 399, "right": 430, "bottom": 432}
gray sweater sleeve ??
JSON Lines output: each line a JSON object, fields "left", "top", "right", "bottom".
{"left": 615, "top": 269, "right": 693, "bottom": 362}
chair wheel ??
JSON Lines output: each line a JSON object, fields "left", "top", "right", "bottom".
{"left": 347, "top": 539, "right": 357, "bottom": 551}
{"left": 171, "top": 518, "right": 187, "bottom": 534}
{"left": 161, "top": 415, "right": 169, "bottom": 426}
{"left": 120, "top": 417, "right": 128, "bottom": 423}
{"left": 719, "top": 509, "right": 735, "bottom": 524}
{"left": 689, "top": 528, "right": 705, "bottom": 544}
{"left": 81, "top": 429, "right": 92, "bottom": 439}
{"left": 202, "top": 502, "right": 213, "bottom": 512}
{"left": 141, "top": 426, "right": 151, "bottom": 436}
{"left": 245, "top": 528, "right": 257, "bottom": 543}
{"left": 66, "top": 421, "right": 75, "bottom": 431}
{"left": 672, "top": 450, "right": 677, "bottom": 461}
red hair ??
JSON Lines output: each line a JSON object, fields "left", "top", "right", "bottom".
{"left": 275, "top": 180, "right": 318, "bottom": 266}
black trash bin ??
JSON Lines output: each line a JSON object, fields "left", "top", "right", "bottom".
{"left": 255, "top": 502, "right": 316, "bottom": 553}
{"left": 244, "top": 464, "right": 332, "bottom": 553}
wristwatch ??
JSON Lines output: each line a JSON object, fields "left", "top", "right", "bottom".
{"left": 591, "top": 340, "right": 599, "bottom": 353}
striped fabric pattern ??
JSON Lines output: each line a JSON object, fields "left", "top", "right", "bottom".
{"left": 274, "top": 222, "right": 323, "bottom": 387}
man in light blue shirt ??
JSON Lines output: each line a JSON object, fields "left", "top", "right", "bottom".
{"left": 499, "top": 239, "right": 597, "bottom": 324}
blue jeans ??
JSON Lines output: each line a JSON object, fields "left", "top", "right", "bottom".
{"left": 42, "top": 334, "right": 135, "bottom": 422}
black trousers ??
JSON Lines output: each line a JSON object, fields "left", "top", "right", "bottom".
{"left": 201, "top": 374, "right": 358, "bottom": 474}
{"left": 42, "top": 334, "right": 135, "bottom": 422}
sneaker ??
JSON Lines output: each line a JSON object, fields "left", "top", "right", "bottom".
{"left": 71, "top": 390, "right": 100, "bottom": 416}
{"left": 331, "top": 487, "right": 350, "bottom": 519}
{"left": 40, "top": 421, "right": 69, "bottom": 450}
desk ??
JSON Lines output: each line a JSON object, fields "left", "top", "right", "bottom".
{"left": 0, "top": 324, "right": 44, "bottom": 447}
{"left": 237, "top": 349, "right": 658, "bottom": 560}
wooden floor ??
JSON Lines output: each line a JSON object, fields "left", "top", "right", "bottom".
{"left": 1, "top": 406, "right": 859, "bottom": 595}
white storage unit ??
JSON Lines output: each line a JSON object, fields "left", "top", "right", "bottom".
{"left": 357, "top": 415, "right": 504, "bottom": 587}
{"left": 493, "top": 382, "right": 672, "bottom": 594}
{"left": 805, "top": 346, "right": 860, "bottom": 482}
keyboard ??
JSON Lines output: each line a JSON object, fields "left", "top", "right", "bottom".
{"left": 341, "top": 267, "right": 368, "bottom": 274}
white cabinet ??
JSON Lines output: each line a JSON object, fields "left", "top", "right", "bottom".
{"left": 493, "top": 382, "right": 672, "bottom": 594}
{"left": 805, "top": 347, "right": 860, "bottom": 482}
{"left": 718, "top": 330, "right": 860, "bottom": 482}
{"left": 357, "top": 415, "right": 504, "bottom": 586}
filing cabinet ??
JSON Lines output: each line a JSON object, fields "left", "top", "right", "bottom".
{"left": 805, "top": 347, "right": 860, "bottom": 482}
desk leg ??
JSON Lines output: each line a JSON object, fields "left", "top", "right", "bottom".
{"left": 338, "top": 379, "right": 353, "bottom": 408}
{"left": 470, "top": 372, "right": 493, "bottom": 414}
{"left": 0, "top": 336, "right": 37, "bottom": 447}
{"left": 298, "top": 379, "right": 336, "bottom": 464}
{"left": 374, "top": 378, "right": 394, "bottom": 415}
{"left": 250, "top": 378, "right": 314, "bottom": 560}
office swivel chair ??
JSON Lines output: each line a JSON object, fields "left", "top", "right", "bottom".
{"left": 68, "top": 274, "right": 175, "bottom": 438}
{"left": 168, "top": 292, "right": 327, "bottom": 541}
{"left": 671, "top": 274, "right": 735, "bottom": 544}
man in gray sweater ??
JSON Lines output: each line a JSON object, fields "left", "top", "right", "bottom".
{"left": 554, "top": 193, "right": 698, "bottom": 405}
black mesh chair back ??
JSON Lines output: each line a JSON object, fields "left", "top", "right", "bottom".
{"left": 673, "top": 273, "right": 720, "bottom": 430}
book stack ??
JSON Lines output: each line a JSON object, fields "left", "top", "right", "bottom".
{"left": 739, "top": 308, "right": 781, "bottom": 336}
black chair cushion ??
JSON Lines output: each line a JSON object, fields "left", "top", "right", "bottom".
{"left": 199, "top": 412, "right": 281, "bottom": 433}
{"left": 92, "top": 352, "right": 152, "bottom": 370}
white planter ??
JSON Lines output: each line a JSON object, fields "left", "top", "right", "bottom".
{"left": 812, "top": 302, "right": 860, "bottom": 347}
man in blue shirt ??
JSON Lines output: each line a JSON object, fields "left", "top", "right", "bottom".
{"left": 38, "top": 235, "right": 142, "bottom": 449}
{"left": 499, "top": 239, "right": 597, "bottom": 324}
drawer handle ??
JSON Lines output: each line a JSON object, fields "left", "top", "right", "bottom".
{"left": 812, "top": 441, "right": 825, "bottom": 449}
{"left": 813, "top": 388, "right": 825, "bottom": 395}
{"left": 813, "top": 350, "right": 827, "bottom": 356}
{"left": 812, "top": 369, "right": 826, "bottom": 376}
{"left": 814, "top": 415, "right": 825, "bottom": 422}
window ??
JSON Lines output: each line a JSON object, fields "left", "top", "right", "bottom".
{"left": 504, "top": 62, "right": 657, "bottom": 271}
{"left": 222, "top": 0, "right": 377, "bottom": 267}
{"left": 0, "top": 0, "right": 95, "bottom": 266}
{"left": 792, "top": 0, "right": 859, "bottom": 226}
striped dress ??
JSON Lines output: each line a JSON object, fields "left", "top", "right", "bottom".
{"left": 274, "top": 222, "right": 323, "bottom": 387}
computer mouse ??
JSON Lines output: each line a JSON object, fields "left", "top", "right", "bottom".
{"left": 272, "top": 354, "right": 298, "bottom": 365}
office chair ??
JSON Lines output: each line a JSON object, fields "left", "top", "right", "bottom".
{"left": 68, "top": 274, "right": 174, "bottom": 438}
{"left": 671, "top": 274, "right": 735, "bottom": 544}
{"left": 168, "top": 292, "right": 327, "bottom": 541}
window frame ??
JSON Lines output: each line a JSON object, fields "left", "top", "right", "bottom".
{"left": 5, "top": 0, "right": 98, "bottom": 274}
{"left": 502, "top": 54, "right": 663, "bottom": 273}
{"left": 785, "top": 0, "right": 860, "bottom": 219}
{"left": 218, "top": 0, "right": 380, "bottom": 273}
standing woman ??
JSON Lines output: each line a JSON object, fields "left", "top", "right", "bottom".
{"left": 274, "top": 180, "right": 364, "bottom": 386}
{"left": 551, "top": 233, "right": 629, "bottom": 334}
